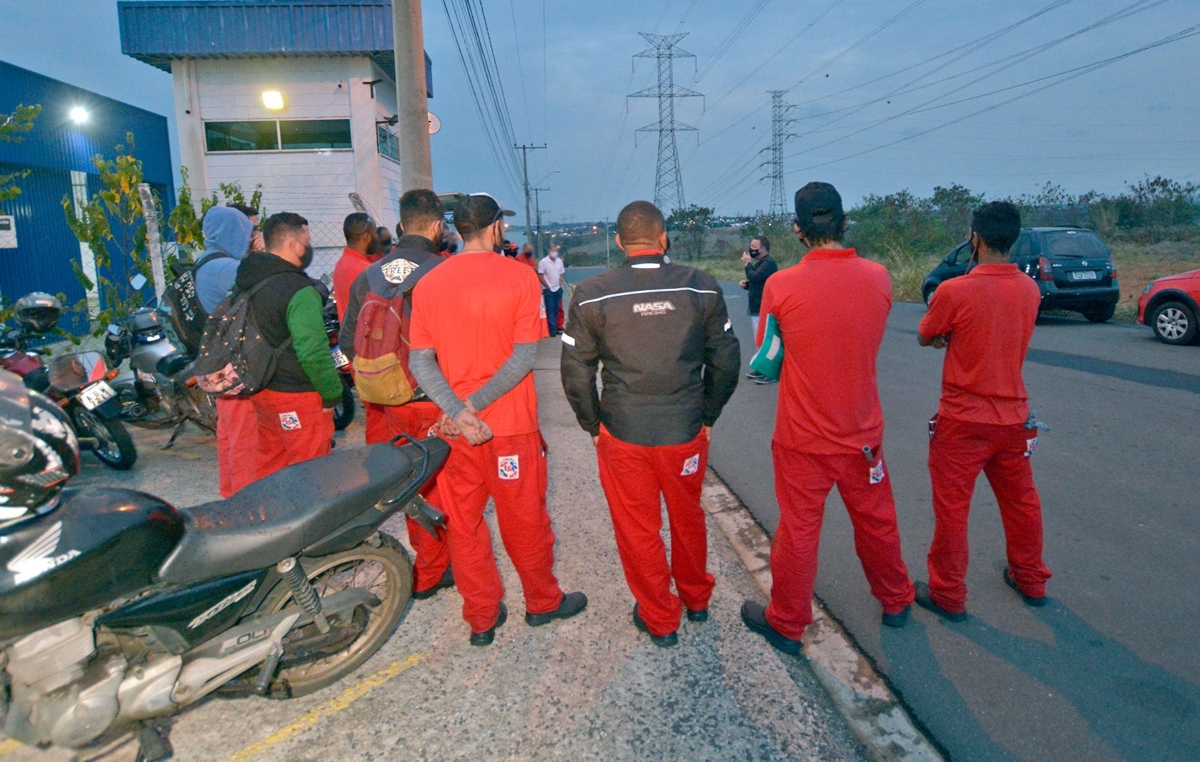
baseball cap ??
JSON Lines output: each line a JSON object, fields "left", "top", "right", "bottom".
{"left": 793, "top": 182, "right": 844, "bottom": 230}
{"left": 453, "top": 193, "right": 515, "bottom": 236}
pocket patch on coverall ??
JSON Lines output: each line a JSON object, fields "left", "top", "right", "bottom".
{"left": 869, "top": 460, "right": 886, "bottom": 485}
{"left": 279, "top": 412, "right": 301, "bottom": 431}
{"left": 1024, "top": 437, "right": 1038, "bottom": 458}
{"left": 498, "top": 455, "right": 520, "bottom": 480}
{"left": 681, "top": 454, "right": 700, "bottom": 477}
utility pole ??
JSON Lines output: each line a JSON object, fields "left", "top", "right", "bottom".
{"left": 393, "top": 0, "right": 433, "bottom": 191}
{"left": 532, "top": 186, "right": 549, "bottom": 254}
{"left": 629, "top": 33, "right": 702, "bottom": 213}
{"left": 766, "top": 90, "right": 796, "bottom": 218}
{"left": 605, "top": 218, "right": 611, "bottom": 269}
{"left": 515, "top": 143, "right": 546, "bottom": 247}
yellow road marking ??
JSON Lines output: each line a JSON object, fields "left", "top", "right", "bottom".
{"left": 0, "top": 739, "right": 24, "bottom": 756}
{"left": 225, "top": 653, "right": 424, "bottom": 762}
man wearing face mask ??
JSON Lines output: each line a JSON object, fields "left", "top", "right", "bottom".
{"left": 339, "top": 190, "right": 455, "bottom": 601}
{"left": 333, "top": 213, "right": 381, "bottom": 322}
{"left": 537, "top": 245, "right": 566, "bottom": 337}
{"left": 235, "top": 212, "right": 343, "bottom": 479}
{"left": 409, "top": 193, "right": 587, "bottom": 646}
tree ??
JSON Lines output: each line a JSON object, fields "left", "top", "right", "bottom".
{"left": 666, "top": 204, "right": 713, "bottom": 261}
{"left": 167, "top": 168, "right": 263, "bottom": 255}
{"left": 0, "top": 104, "right": 41, "bottom": 206}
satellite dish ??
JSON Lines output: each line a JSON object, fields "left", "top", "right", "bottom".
{"left": 428, "top": 111, "right": 441, "bottom": 135}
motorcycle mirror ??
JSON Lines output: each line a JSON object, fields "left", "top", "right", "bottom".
{"left": 130, "top": 274, "right": 148, "bottom": 291}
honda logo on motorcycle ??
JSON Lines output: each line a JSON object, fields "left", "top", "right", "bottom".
{"left": 6, "top": 521, "right": 80, "bottom": 584}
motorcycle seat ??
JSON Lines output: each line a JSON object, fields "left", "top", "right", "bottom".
{"left": 158, "top": 443, "right": 425, "bottom": 585}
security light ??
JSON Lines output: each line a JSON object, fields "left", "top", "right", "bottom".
{"left": 69, "top": 107, "right": 89, "bottom": 124}
{"left": 262, "top": 91, "right": 285, "bottom": 110}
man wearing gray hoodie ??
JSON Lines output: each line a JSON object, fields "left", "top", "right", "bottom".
{"left": 194, "top": 206, "right": 260, "bottom": 497}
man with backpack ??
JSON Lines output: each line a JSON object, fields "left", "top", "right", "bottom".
{"left": 232, "top": 212, "right": 342, "bottom": 477}
{"left": 339, "top": 189, "right": 454, "bottom": 601}
{"left": 333, "top": 212, "right": 381, "bottom": 323}
{"left": 189, "top": 205, "right": 258, "bottom": 497}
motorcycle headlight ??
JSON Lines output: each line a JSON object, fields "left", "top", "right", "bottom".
{"left": 1142, "top": 283, "right": 1153, "bottom": 295}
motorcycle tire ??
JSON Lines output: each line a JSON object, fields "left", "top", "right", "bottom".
{"left": 258, "top": 533, "right": 413, "bottom": 698}
{"left": 72, "top": 407, "right": 138, "bottom": 470}
{"left": 333, "top": 378, "right": 356, "bottom": 431}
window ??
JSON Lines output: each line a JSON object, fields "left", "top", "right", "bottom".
{"left": 204, "top": 119, "right": 353, "bottom": 152}
{"left": 205, "top": 121, "right": 280, "bottom": 152}
{"left": 377, "top": 125, "right": 400, "bottom": 162}
{"left": 280, "top": 119, "right": 352, "bottom": 150}
{"left": 1040, "top": 231, "right": 1106, "bottom": 259}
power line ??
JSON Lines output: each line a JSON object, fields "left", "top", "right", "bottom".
{"left": 629, "top": 33, "right": 703, "bottom": 211}
{"left": 692, "top": 0, "right": 772, "bottom": 84}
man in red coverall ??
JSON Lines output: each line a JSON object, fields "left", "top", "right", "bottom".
{"left": 916, "top": 201, "right": 1052, "bottom": 621}
{"left": 409, "top": 193, "right": 587, "bottom": 646}
{"left": 741, "top": 182, "right": 915, "bottom": 656}
{"left": 561, "top": 200, "right": 740, "bottom": 647}
{"left": 340, "top": 189, "right": 454, "bottom": 601}
{"left": 332, "top": 212, "right": 380, "bottom": 321}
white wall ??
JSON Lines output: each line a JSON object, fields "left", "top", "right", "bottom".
{"left": 177, "top": 56, "right": 402, "bottom": 231}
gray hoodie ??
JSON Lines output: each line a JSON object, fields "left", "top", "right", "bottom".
{"left": 194, "top": 206, "right": 254, "bottom": 313}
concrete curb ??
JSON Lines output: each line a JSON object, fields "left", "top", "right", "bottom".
{"left": 701, "top": 470, "right": 942, "bottom": 762}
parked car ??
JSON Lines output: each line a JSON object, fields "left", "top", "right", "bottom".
{"left": 922, "top": 227, "right": 1120, "bottom": 322}
{"left": 1138, "top": 268, "right": 1200, "bottom": 345}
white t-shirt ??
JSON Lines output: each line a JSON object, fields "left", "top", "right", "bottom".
{"left": 538, "top": 256, "right": 565, "bottom": 291}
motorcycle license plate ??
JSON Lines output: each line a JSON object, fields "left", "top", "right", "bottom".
{"left": 330, "top": 347, "right": 351, "bottom": 370}
{"left": 1071, "top": 270, "right": 1099, "bottom": 281}
{"left": 79, "top": 381, "right": 116, "bottom": 410}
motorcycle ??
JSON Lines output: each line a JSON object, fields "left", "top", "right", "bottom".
{"left": 104, "top": 307, "right": 218, "bottom": 444}
{"left": 0, "top": 411, "right": 449, "bottom": 760}
{"left": 323, "top": 297, "right": 357, "bottom": 432}
{"left": 0, "top": 295, "right": 137, "bottom": 470}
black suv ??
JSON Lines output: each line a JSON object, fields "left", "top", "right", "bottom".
{"left": 922, "top": 227, "right": 1119, "bottom": 322}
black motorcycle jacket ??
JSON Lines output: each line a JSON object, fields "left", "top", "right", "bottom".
{"left": 561, "top": 251, "right": 741, "bottom": 447}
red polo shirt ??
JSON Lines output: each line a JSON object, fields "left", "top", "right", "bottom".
{"left": 758, "top": 248, "right": 891, "bottom": 454}
{"left": 333, "top": 247, "right": 373, "bottom": 322}
{"left": 409, "top": 251, "right": 547, "bottom": 436}
{"left": 918, "top": 262, "right": 1040, "bottom": 425}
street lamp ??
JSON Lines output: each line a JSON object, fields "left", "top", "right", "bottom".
{"left": 69, "top": 106, "right": 89, "bottom": 125}
{"left": 535, "top": 169, "right": 560, "bottom": 186}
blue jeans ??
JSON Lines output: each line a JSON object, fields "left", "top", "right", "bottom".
{"left": 543, "top": 288, "right": 563, "bottom": 336}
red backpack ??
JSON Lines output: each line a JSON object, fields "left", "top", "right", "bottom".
{"left": 351, "top": 267, "right": 419, "bottom": 405}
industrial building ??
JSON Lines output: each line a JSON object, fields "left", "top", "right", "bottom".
{"left": 117, "top": 0, "right": 434, "bottom": 273}
{"left": 0, "top": 60, "right": 174, "bottom": 332}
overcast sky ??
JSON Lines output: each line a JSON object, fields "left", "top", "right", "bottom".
{"left": 3, "top": 0, "right": 1198, "bottom": 222}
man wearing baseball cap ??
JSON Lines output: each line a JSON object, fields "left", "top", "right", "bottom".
{"left": 742, "top": 182, "right": 915, "bottom": 656}
{"left": 409, "top": 193, "right": 587, "bottom": 646}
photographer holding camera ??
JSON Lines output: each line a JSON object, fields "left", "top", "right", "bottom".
{"left": 740, "top": 237, "right": 778, "bottom": 384}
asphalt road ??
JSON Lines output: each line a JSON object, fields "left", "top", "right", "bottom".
{"left": 707, "top": 288, "right": 1200, "bottom": 762}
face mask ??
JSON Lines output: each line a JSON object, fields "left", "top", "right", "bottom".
{"left": 300, "top": 242, "right": 314, "bottom": 270}
{"left": 749, "top": 248, "right": 760, "bottom": 258}
{"left": 367, "top": 237, "right": 381, "bottom": 256}
{"left": 550, "top": 251, "right": 558, "bottom": 260}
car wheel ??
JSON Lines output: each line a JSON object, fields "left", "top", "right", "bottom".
{"left": 1083, "top": 303, "right": 1116, "bottom": 323}
{"left": 922, "top": 284, "right": 937, "bottom": 307}
{"left": 1151, "top": 301, "right": 1197, "bottom": 345}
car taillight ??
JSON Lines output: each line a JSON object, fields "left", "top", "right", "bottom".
{"left": 1109, "top": 257, "right": 1118, "bottom": 278}
{"left": 1038, "top": 256, "right": 1055, "bottom": 281}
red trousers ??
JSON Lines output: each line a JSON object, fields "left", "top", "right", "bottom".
{"left": 766, "top": 441, "right": 915, "bottom": 640}
{"left": 250, "top": 389, "right": 334, "bottom": 481}
{"left": 927, "top": 416, "right": 1051, "bottom": 612}
{"left": 216, "top": 396, "right": 262, "bottom": 497}
{"left": 364, "top": 400, "right": 451, "bottom": 594}
{"left": 439, "top": 430, "right": 562, "bottom": 632}
{"left": 596, "top": 429, "right": 713, "bottom": 636}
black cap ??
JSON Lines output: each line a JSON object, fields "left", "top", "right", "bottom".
{"left": 793, "top": 182, "right": 844, "bottom": 229}
{"left": 453, "top": 193, "right": 515, "bottom": 237}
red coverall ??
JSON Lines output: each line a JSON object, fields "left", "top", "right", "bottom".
{"left": 333, "top": 247, "right": 373, "bottom": 322}
{"left": 918, "top": 263, "right": 1052, "bottom": 612}
{"left": 363, "top": 400, "right": 452, "bottom": 594}
{"left": 216, "top": 396, "right": 261, "bottom": 497}
{"left": 757, "top": 249, "right": 915, "bottom": 640}
{"left": 410, "top": 251, "right": 564, "bottom": 634}
{"left": 251, "top": 389, "right": 334, "bottom": 478}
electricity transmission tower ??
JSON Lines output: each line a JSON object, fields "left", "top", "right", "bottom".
{"left": 629, "top": 33, "right": 702, "bottom": 213}
{"left": 765, "top": 90, "right": 797, "bottom": 218}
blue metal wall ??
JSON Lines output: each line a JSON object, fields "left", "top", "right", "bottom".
{"left": 0, "top": 61, "right": 174, "bottom": 333}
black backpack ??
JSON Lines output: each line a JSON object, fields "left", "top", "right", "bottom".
{"left": 160, "top": 252, "right": 233, "bottom": 355}
{"left": 191, "top": 273, "right": 292, "bottom": 397}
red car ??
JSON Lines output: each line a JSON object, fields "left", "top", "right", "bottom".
{"left": 1138, "top": 268, "right": 1200, "bottom": 345}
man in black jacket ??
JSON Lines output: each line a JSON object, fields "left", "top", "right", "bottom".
{"left": 561, "top": 200, "right": 741, "bottom": 646}
{"left": 741, "top": 236, "right": 778, "bottom": 383}
{"left": 235, "top": 212, "right": 343, "bottom": 480}
{"left": 339, "top": 189, "right": 455, "bottom": 601}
